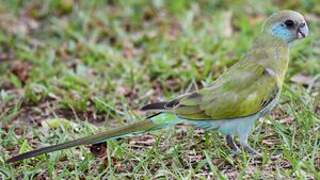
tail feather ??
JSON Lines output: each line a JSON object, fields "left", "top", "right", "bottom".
{"left": 6, "top": 113, "right": 180, "bottom": 163}
{"left": 6, "top": 119, "right": 157, "bottom": 163}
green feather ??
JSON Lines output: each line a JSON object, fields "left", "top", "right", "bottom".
{"left": 165, "top": 35, "right": 288, "bottom": 120}
{"left": 6, "top": 113, "right": 182, "bottom": 163}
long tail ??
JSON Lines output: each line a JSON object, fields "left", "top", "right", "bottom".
{"left": 6, "top": 113, "right": 178, "bottom": 163}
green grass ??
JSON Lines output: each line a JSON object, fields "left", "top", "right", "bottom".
{"left": 0, "top": 0, "right": 320, "bottom": 179}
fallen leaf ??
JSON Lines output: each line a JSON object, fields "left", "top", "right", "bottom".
{"left": 114, "top": 162, "right": 126, "bottom": 173}
{"left": 115, "top": 85, "right": 138, "bottom": 99}
{"left": 279, "top": 160, "right": 292, "bottom": 169}
{"left": 262, "top": 138, "right": 280, "bottom": 146}
{"left": 129, "top": 134, "right": 155, "bottom": 146}
{"left": 165, "top": 78, "right": 181, "bottom": 91}
{"left": 114, "top": 161, "right": 133, "bottom": 173}
{"left": 186, "top": 150, "right": 203, "bottom": 163}
{"left": 290, "top": 73, "right": 316, "bottom": 86}
{"left": 279, "top": 116, "right": 294, "bottom": 125}
{"left": 35, "top": 171, "right": 49, "bottom": 180}
{"left": 10, "top": 60, "right": 32, "bottom": 83}
{"left": 89, "top": 142, "right": 107, "bottom": 158}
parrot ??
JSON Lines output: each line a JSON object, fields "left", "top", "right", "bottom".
{"left": 6, "top": 10, "right": 309, "bottom": 163}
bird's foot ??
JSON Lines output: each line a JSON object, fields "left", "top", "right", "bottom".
{"left": 230, "top": 149, "right": 241, "bottom": 158}
{"left": 226, "top": 135, "right": 241, "bottom": 157}
{"left": 243, "top": 144, "right": 262, "bottom": 158}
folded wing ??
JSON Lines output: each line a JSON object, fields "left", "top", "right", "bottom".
{"left": 142, "top": 61, "right": 279, "bottom": 120}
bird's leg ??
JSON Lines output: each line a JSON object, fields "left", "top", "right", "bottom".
{"left": 226, "top": 135, "right": 240, "bottom": 156}
{"left": 239, "top": 133, "right": 261, "bottom": 157}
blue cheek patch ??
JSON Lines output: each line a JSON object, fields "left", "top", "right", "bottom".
{"left": 271, "top": 24, "right": 293, "bottom": 43}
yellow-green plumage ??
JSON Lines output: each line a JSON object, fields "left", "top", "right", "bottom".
{"left": 6, "top": 10, "right": 309, "bottom": 163}
{"left": 6, "top": 119, "right": 163, "bottom": 163}
{"left": 174, "top": 35, "right": 288, "bottom": 120}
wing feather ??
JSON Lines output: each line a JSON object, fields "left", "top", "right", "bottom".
{"left": 169, "top": 61, "right": 279, "bottom": 120}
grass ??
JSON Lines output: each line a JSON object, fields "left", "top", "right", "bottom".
{"left": 0, "top": 0, "right": 320, "bottom": 179}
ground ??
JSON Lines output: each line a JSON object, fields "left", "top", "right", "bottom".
{"left": 0, "top": 0, "right": 319, "bottom": 179}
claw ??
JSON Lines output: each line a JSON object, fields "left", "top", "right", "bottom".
{"left": 226, "top": 135, "right": 241, "bottom": 157}
{"left": 242, "top": 144, "right": 262, "bottom": 158}
{"left": 230, "top": 149, "right": 240, "bottom": 158}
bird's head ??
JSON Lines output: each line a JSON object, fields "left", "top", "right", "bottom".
{"left": 263, "top": 10, "right": 309, "bottom": 44}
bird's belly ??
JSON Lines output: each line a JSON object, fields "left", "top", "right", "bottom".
{"left": 181, "top": 114, "right": 259, "bottom": 136}
{"left": 212, "top": 115, "right": 259, "bottom": 135}
{"left": 180, "top": 95, "right": 279, "bottom": 136}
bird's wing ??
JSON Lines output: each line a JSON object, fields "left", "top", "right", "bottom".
{"left": 163, "top": 60, "right": 280, "bottom": 120}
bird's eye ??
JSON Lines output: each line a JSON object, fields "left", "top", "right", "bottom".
{"left": 284, "top": 19, "right": 294, "bottom": 28}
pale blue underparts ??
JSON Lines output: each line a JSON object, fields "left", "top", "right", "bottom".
{"left": 150, "top": 95, "right": 279, "bottom": 144}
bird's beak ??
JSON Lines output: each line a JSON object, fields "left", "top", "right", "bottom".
{"left": 297, "top": 23, "right": 309, "bottom": 39}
